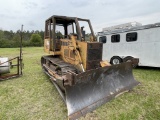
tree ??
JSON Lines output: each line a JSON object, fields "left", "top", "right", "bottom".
{"left": 0, "top": 30, "right": 4, "bottom": 40}
{"left": 3, "top": 30, "right": 13, "bottom": 40}
{"left": 0, "top": 29, "right": 44, "bottom": 48}
{"left": 12, "top": 33, "right": 21, "bottom": 47}
{"left": 30, "top": 34, "right": 43, "bottom": 46}
{"left": 56, "top": 31, "right": 63, "bottom": 38}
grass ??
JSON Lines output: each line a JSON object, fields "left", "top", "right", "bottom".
{"left": 0, "top": 47, "right": 160, "bottom": 120}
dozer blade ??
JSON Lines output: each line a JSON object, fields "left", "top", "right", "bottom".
{"left": 65, "top": 62, "right": 139, "bottom": 120}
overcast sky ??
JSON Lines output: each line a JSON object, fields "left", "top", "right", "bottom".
{"left": 0, "top": 0, "right": 160, "bottom": 32}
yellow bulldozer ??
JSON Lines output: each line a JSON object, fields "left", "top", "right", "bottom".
{"left": 41, "top": 15, "right": 139, "bottom": 120}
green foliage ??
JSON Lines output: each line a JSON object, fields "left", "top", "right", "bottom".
{"left": 0, "top": 33, "right": 21, "bottom": 48}
{"left": 0, "top": 30, "right": 4, "bottom": 39}
{"left": 56, "top": 31, "right": 63, "bottom": 38}
{"left": 0, "top": 39, "right": 17, "bottom": 48}
{"left": 22, "top": 40, "right": 30, "bottom": 47}
{"left": 0, "top": 30, "right": 44, "bottom": 48}
{"left": 30, "top": 34, "right": 43, "bottom": 46}
{"left": 3, "top": 30, "right": 14, "bottom": 40}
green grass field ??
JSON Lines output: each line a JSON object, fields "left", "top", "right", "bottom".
{"left": 0, "top": 47, "right": 160, "bottom": 120}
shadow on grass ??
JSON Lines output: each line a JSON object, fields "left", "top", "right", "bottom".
{"left": 136, "top": 66, "right": 160, "bottom": 71}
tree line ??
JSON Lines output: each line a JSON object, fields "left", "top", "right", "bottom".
{"left": 0, "top": 30, "right": 44, "bottom": 48}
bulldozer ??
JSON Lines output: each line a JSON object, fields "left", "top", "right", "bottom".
{"left": 41, "top": 15, "right": 139, "bottom": 120}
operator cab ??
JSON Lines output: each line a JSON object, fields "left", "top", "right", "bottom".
{"left": 44, "top": 15, "right": 96, "bottom": 52}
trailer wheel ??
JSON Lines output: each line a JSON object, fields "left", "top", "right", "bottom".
{"left": 123, "top": 56, "right": 133, "bottom": 62}
{"left": 110, "top": 56, "right": 123, "bottom": 65}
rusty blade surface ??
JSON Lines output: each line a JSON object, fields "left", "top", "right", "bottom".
{"left": 65, "top": 62, "right": 139, "bottom": 120}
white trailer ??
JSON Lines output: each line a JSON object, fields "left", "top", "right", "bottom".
{"left": 98, "top": 22, "right": 160, "bottom": 67}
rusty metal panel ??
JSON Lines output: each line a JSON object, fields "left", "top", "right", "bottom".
{"left": 64, "top": 49, "right": 69, "bottom": 57}
{"left": 86, "top": 42, "right": 103, "bottom": 70}
{"left": 87, "top": 49, "right": 102, "bottom": 60}
{"left": 70, "top": 50, "right": 75, "bottom": 59}
{"left": 86, "top": 61, "right": 100, "bottom": 70}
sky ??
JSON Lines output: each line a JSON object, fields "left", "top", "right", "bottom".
{"left": 0, "top": 0, "right": 160, "bottom": 33}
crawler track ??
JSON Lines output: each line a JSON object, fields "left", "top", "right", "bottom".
{"left": 41, "top": 55, "right": 78, "bottom": 96}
